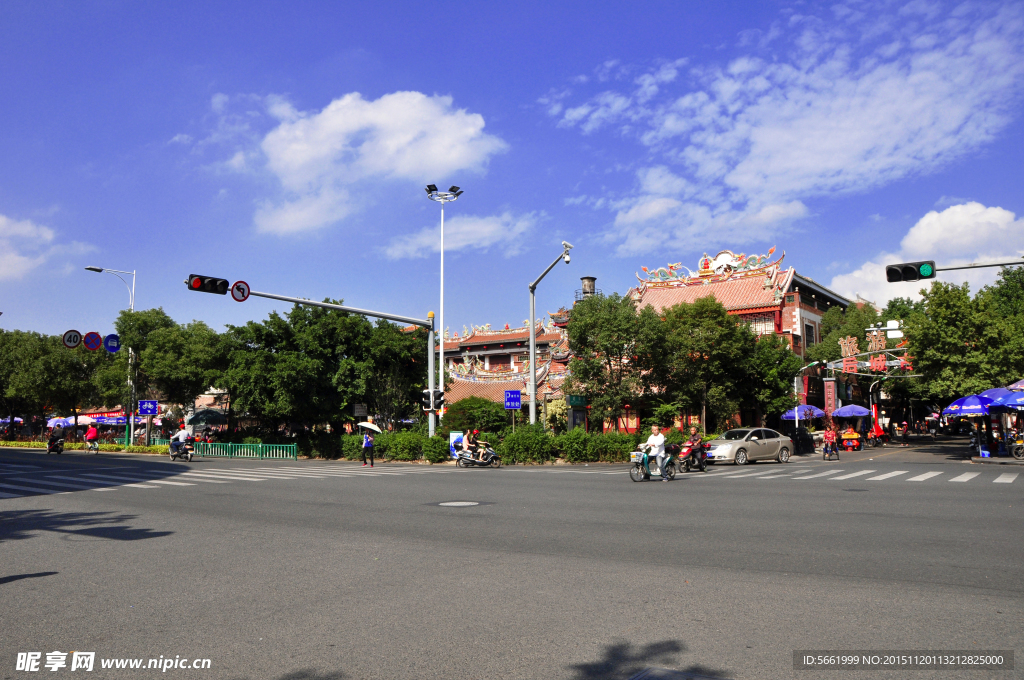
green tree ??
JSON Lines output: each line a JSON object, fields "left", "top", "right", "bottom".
{"left": 746, "top": 332, "right": 803, "bottom": 419}
{"left": 365, "top": 321, "right": 428, "bottom": 429}
{"left": 96, "top": 308, "right": 177, "bottom": 413}
{"left": 660, "top": 296, "right": 752, "bottom": 431}
{"left": 903, "top": 281, "right": 1017, "bottom": 400}
{"left": 142, "top": 320, "right": 225, "bottom": 408}
{"left": 441, "top": 396, "right": 510, "bottom": 435}
{"left": 565, "top": 293, "right": 662, "bottom": 431}
{"left": 0, "top": 330, "right": 47, "bottom": 436}
{"left": 805, "top": 303, "right": 881, "bottom": 365}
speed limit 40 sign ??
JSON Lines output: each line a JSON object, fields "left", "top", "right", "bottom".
{"left": 62, "top": 330, "right": 82, "bottom": 349}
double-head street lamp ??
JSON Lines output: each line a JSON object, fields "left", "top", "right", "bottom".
{"left": 425, "top": 184, "right": 463, "bottom": 409}
{"left": 528, "top": 241, "right": 573, "bottom": 424}
{"left": 85, "top": 266, "right": 136, "bottom": 445}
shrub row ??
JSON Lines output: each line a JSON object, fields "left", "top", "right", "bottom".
{"left": 0, "top": 440, "right": 167, "bottom": 454}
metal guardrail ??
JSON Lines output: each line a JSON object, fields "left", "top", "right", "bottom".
{"left": 114, "top": 438, "right": 170, "bottom": 447}
{"left": 193, "top": 442, "right": 298, "bottom": 460}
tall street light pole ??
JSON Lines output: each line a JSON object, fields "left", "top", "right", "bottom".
{"left": 425, "top": 184, "right": 462, "bottom": 414}
{"left": 528, "top": 241, "right": 573, "bottom": 425}
{"left": 86, "top": 266, "right": 136, "bottom": 446}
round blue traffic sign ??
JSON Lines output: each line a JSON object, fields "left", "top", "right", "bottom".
{"left": 103, "top": 334, "right": 121, "bottom": 353}
{"left": 83, "top": 332, "right": 103, "bottom": 351}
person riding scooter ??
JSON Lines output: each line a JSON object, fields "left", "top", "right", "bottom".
{"left": 641, "top": 424, "right": 668, "bottom": 481}
{"left": 684, "top": 426, "right": 706, "bottom": 472}
{"left": 170, "top": 424, "right": 192, "bottom": 457}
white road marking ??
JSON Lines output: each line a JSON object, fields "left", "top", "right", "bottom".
{"left": 13, "top": 477, "right": 102, "bottom": 491}
{"left": 0, "top": 491, "right": 20, "bottom": 497}
{"left": 178, "top": 472, "right": 269, "bottom": 481}
{"left": 715, "top": 470, "right": 784, "bottom": 479}
{"left": 908, "top": 472, "right": 943, "bottom": 482}
{"left": 828, "top": 470, "right": 876, "bottom": 481}
{"left": 0, "top": 482, "right": 62, "bottom": 495}
{"left": 76, "top": 474, "right": 161, "bottom": 489}
{"left": 46, "top": 475, "right": 118, "bottom": 490}
{"left": 994, "top": 473, "right": 1019, "bottom": 484}
{"left": 867, "top": 471, "right": 909, "bottom": 481}
{"left": 793, "top": 470, "right": 845, "bottom": 479}
{"left": 949, "top": 472, "right": 980, "bottom": 483}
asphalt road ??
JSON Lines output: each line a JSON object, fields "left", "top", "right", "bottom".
{"left": 1, "top": 439, "right": 1021, "bottom": 680}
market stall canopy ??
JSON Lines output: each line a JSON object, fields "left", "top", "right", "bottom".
{"left": 991, "top": 391, "right": 1024, "bottom": 411}
{"left": 187, "top": 409, "right": 227, "bottom": 426}
{"left": 73, "top": 415, "right": 96, "bottom": 424}
{"left": 942, "top": 394, "right": 993, "bottom": 416}
{"left": 0, "top": 417, "right": 23, "bottom": 424}
{"left": 1006, "top": 378, "right": 1024, "bottom": 391}
{"left": 831, "top": 404, "right": 870, "bottom": 417}
{"left": 781, "top": 405, "right": 826, "bottom": 420}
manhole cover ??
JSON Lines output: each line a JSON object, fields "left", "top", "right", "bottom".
{"left": 439, "top": 501, "right": 479, "bottom": 507}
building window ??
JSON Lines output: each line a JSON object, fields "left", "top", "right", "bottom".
{"left": 804, "top": 323, "right": 815, "bottom": 345}
{"left": 742, "top": 313, "right": 776, "bottom": 336}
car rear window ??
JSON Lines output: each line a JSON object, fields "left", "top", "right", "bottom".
{"left": 722, "top": 429, "right": 751, "bottom": 440}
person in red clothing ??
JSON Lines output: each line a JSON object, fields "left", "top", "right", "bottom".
{"left": 85, "top": 424, "right": 99, "bottom": 452}
{"left": 822, "top": 425, "right": 837, "bottom": 459}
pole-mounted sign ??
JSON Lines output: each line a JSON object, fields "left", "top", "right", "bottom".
{"left": 83, "top": 332, "right": 103, "bottom": 351}
{"left": 230, "top": 281, "right": 250, "bottom": 302}
{"left": 62, "top": 330, "right": 82, "bottom": 349}
{"left": 103, "top": 334, "right": 121, "bottom": 353}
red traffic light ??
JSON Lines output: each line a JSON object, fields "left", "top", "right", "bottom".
{"left": 185, "top": 275, "right": 229, "bottom": 295}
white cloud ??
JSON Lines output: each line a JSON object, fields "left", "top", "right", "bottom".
{"left": 0, "top": 214, "right": 91, "bottom": 281}
{"left": 554, "top": 3, "right": 1024, "bottom": 255}
{"left": 384, "top": 211, "right": 539, "bottom": 259}
{"left": 831, "top": 202, "right": 1024, "bottom": 306}
{"left": 254, "top": 91, "right": 508, "bottom": 234}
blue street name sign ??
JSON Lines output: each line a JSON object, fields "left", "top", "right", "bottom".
{"left": 138, "top": 400, "right": 159, "bottom": 416}
{"left": 103, "top": 334, "right": 121, "bottom": 353}
{"left": 504, "top": 390, "right": 522, "bottom": 410}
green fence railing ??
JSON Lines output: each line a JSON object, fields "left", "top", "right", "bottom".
{"left": 115, "top": 437, "right": 170, "bottom": 447}
{"left": 193, "top": 442, "right": 298, "bottom": 460}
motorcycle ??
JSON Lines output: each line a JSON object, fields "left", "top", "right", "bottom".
{"left": 169, "top": 439, "right": 194, "bottom": 462}
{"left": 46, "top": 438, "right": 64, "bottom": 455}
{"left": 455, "top": 446, "right": 501, "bottom": 468}
{"left": 629, "top": 448, "right": 677, "bottom": 482}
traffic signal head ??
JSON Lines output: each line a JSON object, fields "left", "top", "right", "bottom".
{"left": 186, "top": 275, "right": 229, "bottom": 295}
{"left": 885, "top": 261, "right": 936, "bottom": 283}
{"left": 422, "top": 389, "right": 433, "bottom": 411}
{"left": 433, "top": 390, "right": 445, "bottom": 410}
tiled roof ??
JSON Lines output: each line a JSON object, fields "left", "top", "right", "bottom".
{"left": 445, "top": 379, "right": 528, "bottom": 404}
{"left": 442, "top": 330, "right": 563, "bottom": 351}
{"left": 635, "top": 269, "right": 793, "bottom": 314}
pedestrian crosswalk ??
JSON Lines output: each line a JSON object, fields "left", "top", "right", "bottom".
{"left": 0, "top": 459, "right": 1020, "bottom": 500}
{"left": 0, "top": 463, "right": 458, "bottom": 499}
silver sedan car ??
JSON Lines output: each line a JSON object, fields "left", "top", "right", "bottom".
{"left": 705, "top": 428, "right": 794, "bottom": 465}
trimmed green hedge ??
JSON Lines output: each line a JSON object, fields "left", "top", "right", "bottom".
{"left": 0, "top": 440, "right": 166, "bottom": 454}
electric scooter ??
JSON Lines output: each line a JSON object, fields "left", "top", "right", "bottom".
{"left": 455, "top": 446, "right": 501, "bottom": 468}
{"left": 169, "top": 438, "right": 194, "bottom": 462}
{"left": 46, "top": 438, "right": 64, "bottom": 455}
{"left": 629, "top": 448, "right": 677, "bottom": 481}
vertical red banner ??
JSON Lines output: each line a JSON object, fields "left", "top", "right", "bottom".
{"left": 824, "top": 379, "right": 836, "bottom": 416}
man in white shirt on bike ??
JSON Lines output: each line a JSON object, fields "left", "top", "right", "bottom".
{"left": 643, "top": 424, "right": 668, "bottom": 481}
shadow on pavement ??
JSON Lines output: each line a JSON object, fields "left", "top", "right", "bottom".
{"left": 240, "top": 670, "right": 346, "bottom": 680}
{"left": 567, "top": 639, "right": 729, "bottom": 680}
{"left": 0, "top": 570, "right": 58, "bottom": 586}
{"left": 0, "top": 509, "right": 173, "bottom": 543}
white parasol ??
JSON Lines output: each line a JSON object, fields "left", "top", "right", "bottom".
{"left": 357, "top": 421, "right": 382, "bottom": 433}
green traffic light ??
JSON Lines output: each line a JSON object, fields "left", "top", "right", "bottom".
{"left": 919, "top": 262, "right": 933, "bottom": 277}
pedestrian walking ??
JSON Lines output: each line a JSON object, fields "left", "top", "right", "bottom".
{"left": 362, "top": 430, "right": 375, "bottom": 467}
{"left": 901, "top": 421, "right": 910, "bottom": 447}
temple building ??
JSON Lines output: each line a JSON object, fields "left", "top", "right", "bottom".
{"left": 630, "top": 247, "right": 851, "bottom": 358}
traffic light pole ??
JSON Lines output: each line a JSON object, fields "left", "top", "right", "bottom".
{"left": 933, "top": 257, "right": 1024, "bottom": 272}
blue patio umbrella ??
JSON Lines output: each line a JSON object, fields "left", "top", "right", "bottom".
{"left": 991, "top": 391, "right": 1024, "bottom": 411}
{"left": 1007, "top": 378, "right": 1024, "bottom": 391}
{"left": 0, "top": 417, "right": 23, "bottom": 424}
{"left": 979, "top": 387, "right": 1013, "bottom": 401}
{"left": 942, "top": 394, "right": 993, "bottom": 416}
{"left": 47, "top": 417, "right": 71, "bottom": 428}
{"left": 781, "top": 404, "right": 826, "bottom": 420}
{"left": 831, "top": 404, "right": 871, "bottom": 417}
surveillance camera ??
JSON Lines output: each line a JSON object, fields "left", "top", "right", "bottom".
{"left": 562, "top": 241, "right": 574, "bottom": 249}
{"left": 563, "top": 254, "right": 570, "bottom": 264}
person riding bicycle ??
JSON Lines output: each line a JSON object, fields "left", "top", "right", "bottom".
{"left": 85, "top": 424, "right": 99, "bottom": 451}
{"left": 170, "top": 424, "right": 191, "bottom": 456}
{"left": 642, "top": 424, "right": 668, "bottom": 481}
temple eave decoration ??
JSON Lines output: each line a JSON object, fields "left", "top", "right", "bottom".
{"left": 636, "top": 246, "right": 784, "bottom": 287}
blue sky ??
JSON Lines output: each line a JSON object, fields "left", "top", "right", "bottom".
{"left": 2, "top": 0, "right": 1023, "bottom": 339}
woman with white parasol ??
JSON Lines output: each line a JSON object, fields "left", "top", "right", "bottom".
{"left": 358, "top": 418, "right": 381, "bottom": 467}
